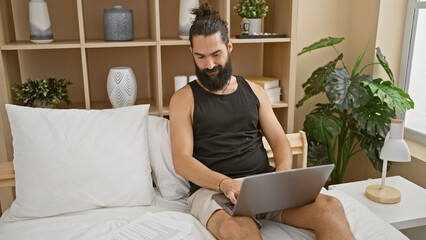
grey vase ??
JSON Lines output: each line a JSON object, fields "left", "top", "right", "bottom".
{"left": 104, "top": 5, "right": 134, "bottom": 41}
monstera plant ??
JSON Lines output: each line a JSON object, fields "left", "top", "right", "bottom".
{"left": 297, "top": 37, "right": 414, "bottom": 184}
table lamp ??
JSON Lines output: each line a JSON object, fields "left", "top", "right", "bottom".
{"left": 365, "top": 119, "right": 411, "bottom": 204}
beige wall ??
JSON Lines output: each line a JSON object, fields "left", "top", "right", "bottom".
{"left": 295, "top": 0, "right": 379, "bottom": 132}
{"left": 373, "top": 0, "right": 408, "bottom": 84}
{"left": 346, "top": 0, "right": 380, "bottom": 75}
{"left": 295, "top": 0, "right": 351, "bottom": 132}
{"left": 296, "top": 0, "right": 426, "bottom": 188}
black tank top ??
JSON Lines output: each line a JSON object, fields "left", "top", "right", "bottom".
{"left": 189, "top": 76, "right": 273, "bottom": 194}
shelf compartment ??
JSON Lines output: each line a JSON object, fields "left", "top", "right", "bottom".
{"left": 160, "top": 45, "right": 194, "bottom": 108}
{"left": 13, "top": 49, "right": 86, "bottom": 109}
{"left": 229, "top": 0, "right": 293, "bottom": 38}
{"left": 263, "top": 42, "right": 291, "bottom": 104}
{"left": 1, "top": 40, "right": 81, "bottom": 50}
{"left": 85, "top": 46, "right": 158, "bottom": 111}
{"left": 231, "top": 43, "right": 264, "bottom": 76}
{"left": 82, "top": 0, "right": 155, "bottom": 41}
{"left": 4, "top": 0, "right": 80, "bottom": 43}
{"left": 159, "top": 0, "right": 227, "bottom": 40}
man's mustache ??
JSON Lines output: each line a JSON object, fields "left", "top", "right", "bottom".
{"left": 203, "top": 65, "right": 222, "bottom": 74}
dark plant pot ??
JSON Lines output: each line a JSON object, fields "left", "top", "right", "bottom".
{"left": 103, "top": 5, "right": 134, "bottom": 41}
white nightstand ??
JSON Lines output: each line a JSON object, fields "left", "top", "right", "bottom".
{"left": 329, "top": 176, "right": 426, "bottom": 230}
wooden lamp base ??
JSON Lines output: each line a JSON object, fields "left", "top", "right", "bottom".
{"left": 365, "top": 184, "right": 401, "bottom": 204}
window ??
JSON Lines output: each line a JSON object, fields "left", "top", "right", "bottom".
{"left": 399, "top": 0, "right": 426, "bottom": 145}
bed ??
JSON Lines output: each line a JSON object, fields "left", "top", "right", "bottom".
{"left": 0, "top": 104, "right": 407, "bottom": 239}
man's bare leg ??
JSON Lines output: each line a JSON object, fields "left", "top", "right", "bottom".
{"left": 206, "top": 209, "right": 261, "bottom": 240}
{"left": 281, "top": 194, "right": 354, "bottom": 240}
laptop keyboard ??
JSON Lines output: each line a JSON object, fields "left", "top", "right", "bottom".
{"left": 224, "top": 201, "right": 235, "bottom": 211}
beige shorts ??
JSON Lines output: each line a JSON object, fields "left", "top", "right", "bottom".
{"left": 187, "top": 188, "right": 283, "bottom": 228}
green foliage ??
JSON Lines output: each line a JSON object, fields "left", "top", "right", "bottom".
{"left": 234, "top": 0, "right": 269, "bottom": 18}
{"left": 298, "top": 37, "right": 344, "bottom": 56}
{"left": 11, "top": 78, "right": 73, "bottom": 108}
{"left": 297, "top": 37, "right": 414, "bottom": 184}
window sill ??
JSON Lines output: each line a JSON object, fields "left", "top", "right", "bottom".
{"left": 405, "top": 138, "right": 426, "bottom": 163}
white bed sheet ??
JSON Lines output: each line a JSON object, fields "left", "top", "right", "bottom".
{"left": 0, "top": 189, "right": 407, "bottom": 240}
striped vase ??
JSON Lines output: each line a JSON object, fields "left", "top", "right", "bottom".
{"left": 107, "top": 67, "right": 137, "bottom": 108}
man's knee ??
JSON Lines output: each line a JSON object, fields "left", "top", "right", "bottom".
{"left": 315, "top": 194, "right": 345, "bottom": 215}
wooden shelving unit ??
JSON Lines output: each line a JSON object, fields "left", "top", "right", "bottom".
{"left": 0, "top": 0, "right": 298, "bottom": 162}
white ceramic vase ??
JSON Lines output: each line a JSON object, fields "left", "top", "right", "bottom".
{"left": 29, "top": 0, "right": 53, "bottom": 43}
{"left": 179, "top": 0, "right": 199, "bottom": 40}
{"left": 107, "top": 67, "right": 137, "bottom": 108}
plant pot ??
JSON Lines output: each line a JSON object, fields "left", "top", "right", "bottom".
{"left": 107, "top": 67, "right": 137, "bottom": 108}
{"left": 246, "top": 18, "right": 263, "bottom": 35}
{"left": 34, "top": 101, "right": 53, "bottom": 108}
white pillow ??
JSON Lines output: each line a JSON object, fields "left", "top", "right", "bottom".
{"left": 5, "top": 104, "right": 155, "bottom": 221}
{"left": 147, "top": 116, "right": 190, "bottom": 200}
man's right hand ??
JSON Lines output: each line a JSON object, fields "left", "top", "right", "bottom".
{"left": 220, "top": 179, "right": 242, "bottom": 204}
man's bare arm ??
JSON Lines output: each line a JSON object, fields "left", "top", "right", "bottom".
{"left": 169, "top": 85, "right": 241, "bottom": 202}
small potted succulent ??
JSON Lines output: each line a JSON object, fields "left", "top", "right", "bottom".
{"left": 11, "top": 77, "right": 73, "bottom": 108}
{"left": 234, "top": 0, "right": 269, "bottom": 35}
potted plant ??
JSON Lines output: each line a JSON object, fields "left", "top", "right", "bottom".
{"left": 234, "top": 0, "right": 269, "bottom": 35}
{"left": 297, "top": 37, "right": 414, "bottom": 184}
{"left": 11, "top": 77, "right": 73, "bottom": 108}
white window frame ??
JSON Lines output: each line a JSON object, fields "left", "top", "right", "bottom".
{"left": 399, "top": 0, "right": 426, "bottom": 145}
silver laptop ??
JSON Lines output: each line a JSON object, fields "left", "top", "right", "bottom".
{"left": 213, "top": 164, "right": 334, "bottom": 216}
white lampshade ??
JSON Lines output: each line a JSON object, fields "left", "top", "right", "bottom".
{"left": 365, "top": 119, "right": 411, "bottom": 204}
{"left": 379, "top": 120, "right": 411, "bottom": 163}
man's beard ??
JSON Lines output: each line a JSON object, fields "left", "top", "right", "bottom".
{"left": 195, "top": 56, "right": 233, "bottom": 92}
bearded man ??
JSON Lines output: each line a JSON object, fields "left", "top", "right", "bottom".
{"left": 169, "top": 3, "right": 354, "bottom": 240}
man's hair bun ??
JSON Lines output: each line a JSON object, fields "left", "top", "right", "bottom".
{"left": 192, "top": 3, "right": 220, "bottom": 23}
{"left": 189, "top": 3, "right": 229, "bottom": 47}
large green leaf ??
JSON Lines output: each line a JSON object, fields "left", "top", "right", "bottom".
{"left": 298, "top": 37, "right": 345, "bottom": 56}
{"left": 363, "top": 80, "right": 414, "bottom": 114}
{"left": 325, "top": 69, "right": 372, "bottom": 110}
{"left": 360, "top": 132, "right": 390, "bottom": 172}
{"left": 352, "top": 97, "right": 395, "bottom": 138}
{"left": 376, "top": 47, "right": 394, "bottom": 84}
{"left": 304, "top": 104, "right": 343, "bottom": 143}
{"left": 296, "top": 54, "right": 343, "bottom": 108}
